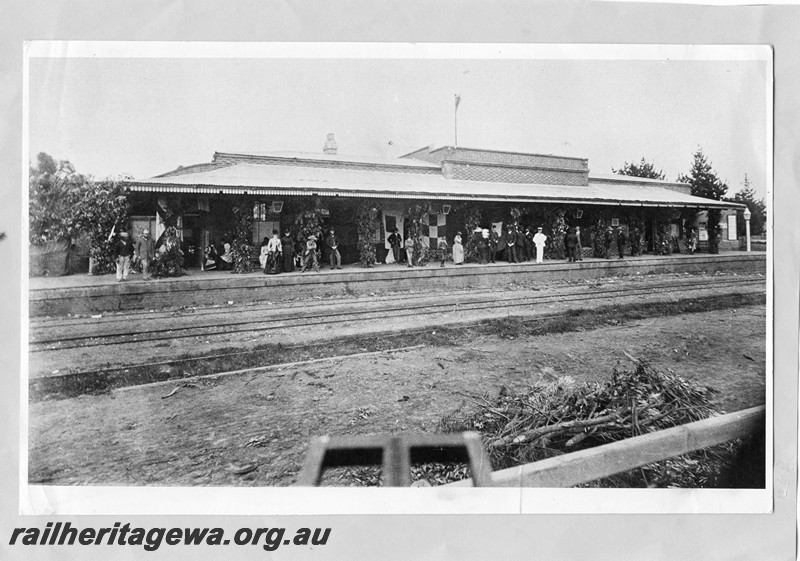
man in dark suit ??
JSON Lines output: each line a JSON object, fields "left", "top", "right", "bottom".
{"left": 565, "top": 227, "right": 580, "bottom": 262}
{"left": 616, "top": 227, "right": 627, "bottom": 259}
{"left": 387, "top": 228, "right": 402, "bottom": 264}
{"left": 505, "top": 225, "right": 518, "bottom": 263}
{"left": 326, "top": 229, "right": 342, "bottom": 269}
{"left": 604, "top": 227, "right": 614, "bottom": 259}
{"left": 489, "top": 229, "right": 499, "bottom": 263}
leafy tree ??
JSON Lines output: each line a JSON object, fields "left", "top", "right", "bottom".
{"left": 74, "top": 179, "right": 130, "bottom": 274}
{"left": 29, "top": 152, "right": 129, "bottom": 274}
{"left": 29, "top": 153, "right": 86, "bottom": 244}
{"left": 727, "top": 175, "right": 766, "bottom": 237}
{"left": 613, "top": 158, "right": 665, "bottom": 180}
{"left": 677, "top": 148, "right": 728, "bottom": 254}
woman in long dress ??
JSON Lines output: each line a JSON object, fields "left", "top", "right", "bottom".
{"left": 452, "top": 231, "right": 464, "bottom": 264}
{"left": 281, "top": 230, "right": 295, "bottom": 272}
{"left": 258, "top": 237, "right": 269, "bottom": 269}
{"left": 219, "top": 238, "right": 233, "bottom": 270}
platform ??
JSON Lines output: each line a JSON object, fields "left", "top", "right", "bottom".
{"left": 28, "top": 251, "right": 767, "bottom": 317}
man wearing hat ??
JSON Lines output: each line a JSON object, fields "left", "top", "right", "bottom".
{"left": 113, "top": 230, "right": 135, "bottom": 282}
{"left": 532, "top": 226, "right": 548, "bottom": 264}
{"left": 326, "top": 228, "right": 342, "bottom": 270}
{"left": 505, "top": 224, "right": 519, "bottom": 263}
{"left": 565, "top": 227, "right": 580, "bottom": 263}
{"left": 134, "top": 228, "right": 156, "bottom": 280}
{"left": 300, "top": 234, "right": 320, "bottom": 272}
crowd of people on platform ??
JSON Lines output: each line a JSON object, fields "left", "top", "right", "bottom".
{"left": 111, "top": 221, "right": 691, "bottom": 281}
{"left": 201, "top": 228, "right": 343, "bottom": 275}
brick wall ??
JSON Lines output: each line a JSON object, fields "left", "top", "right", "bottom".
{"left": 448, "top": 162, "right": 587, "bottom": 185}
{"left": 448, "top": 148, "right": 587, "bottom": 171}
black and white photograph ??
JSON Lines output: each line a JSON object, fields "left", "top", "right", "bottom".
{"left": 22, "top": 42, "right": 773, "bottom": 516}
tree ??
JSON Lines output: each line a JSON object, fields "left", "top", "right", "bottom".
{"left": 677, "top": 148, "right": 728, "bottom": 254}
{"left": 29, "top": 152, "right": 130, "bottom": 273}
{"left": 613, "top": 158, "right": 665, "bottom": 180}
{"left": 73, "top": 179, "right": 130, "bottom": 274}
{"left": 727, "top": 175, "right": 766, "bottom": 237}
{"left": 29, "top": 152, "right": 86, "bottom": 244}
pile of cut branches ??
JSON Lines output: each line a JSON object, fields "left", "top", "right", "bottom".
{"left": 437, "top": 355, "right": 738, "bottom": 487}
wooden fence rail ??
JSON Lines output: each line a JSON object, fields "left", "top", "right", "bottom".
{"left": 444, "top": 405, "right": 765, "bottom": 488}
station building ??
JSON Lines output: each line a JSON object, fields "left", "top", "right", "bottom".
{"left": 123, "top": 135, "right": 742, "bottom": 267}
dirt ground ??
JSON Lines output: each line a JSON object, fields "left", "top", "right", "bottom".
{"left": 28, "top": 304, "right": 766, "bottom": 486}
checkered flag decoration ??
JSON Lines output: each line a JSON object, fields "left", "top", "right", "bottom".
{"left": 426, "top": 213, "right": 447, "bottom": 249}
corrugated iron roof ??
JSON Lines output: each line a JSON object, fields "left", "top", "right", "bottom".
{"left": 124, "top": 162, "right": 740, "bottom": 209}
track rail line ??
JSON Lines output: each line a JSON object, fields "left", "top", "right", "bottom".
{"left": 28, "top": 273, "right": 760, "bottom": 329}
{"left": 29, "top": 277, "right": 763, "bottom": 352}
{"left": 30, "top": 290, "right": 766, "bottom": 391}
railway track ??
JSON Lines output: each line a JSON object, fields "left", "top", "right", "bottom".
{"left": 29, "top": 275, "right": 764, "bottom": 352}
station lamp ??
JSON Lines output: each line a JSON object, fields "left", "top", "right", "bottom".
{"left": 743, "top": 207, "right": 752, "bottom": 252}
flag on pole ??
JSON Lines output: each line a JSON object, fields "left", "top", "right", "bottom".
{"left": 454, "top": 94, "right": 461, "bottom": 110}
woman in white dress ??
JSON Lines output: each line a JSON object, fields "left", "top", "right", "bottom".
{"left": 452, "top": 231, "right": 464, "bottom": 264}
{"left": 259, "top": 237, "right": 269, "bottom": 269}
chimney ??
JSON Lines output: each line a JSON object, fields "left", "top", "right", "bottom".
{"left": 323, "top": 133, "right": 338, "bottom": 155}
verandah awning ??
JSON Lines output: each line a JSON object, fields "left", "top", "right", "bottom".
{"left": 124, "top": 162, "right": 742, "bottom": 210}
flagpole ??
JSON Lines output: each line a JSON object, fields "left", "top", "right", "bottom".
{"left": 455, "top": 110, "right": 458, "bottom": 147}
{"left": 454, "top": 94, "right": 460, "bottom": 147}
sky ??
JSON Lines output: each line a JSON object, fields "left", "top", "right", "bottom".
{"left": 27, "top": 46, "right": 769, "bottom": 200}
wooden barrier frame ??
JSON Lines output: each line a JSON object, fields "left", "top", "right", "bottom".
{"left": 296, "top": 432, "right": 494, "bottom": 487}
{"left": 445, "top": 405, "right": 765, "bottom": 488}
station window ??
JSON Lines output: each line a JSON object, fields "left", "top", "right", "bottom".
{"left": 130, "top": 215, "right": 157, "bottom": 241}
{"left": 252, "top": 201, "right": 279, "bottom": 243}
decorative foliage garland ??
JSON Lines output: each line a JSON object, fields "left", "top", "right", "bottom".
{"left": 153, "top": 225, "right": 185, "bottom": 277}
{"left": 590, "top": 219, "right": 607, "bottom": 258}
{"left": 356, "top": 201, "right": 381, "bottom": 268}
{"left": 231, "top": 198, "right": 254, "bottom": 273}
{"left": 294, "top": 207, "right": 325, "bottom": 259}
{"left": 461, "top": 205, "right": 482, "bottom": 263}
{"left": 405, "top": 203, "right": 431, "bottom": 266}
{"left": 543, "top": 207, "right": 567, "bottom": 260}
